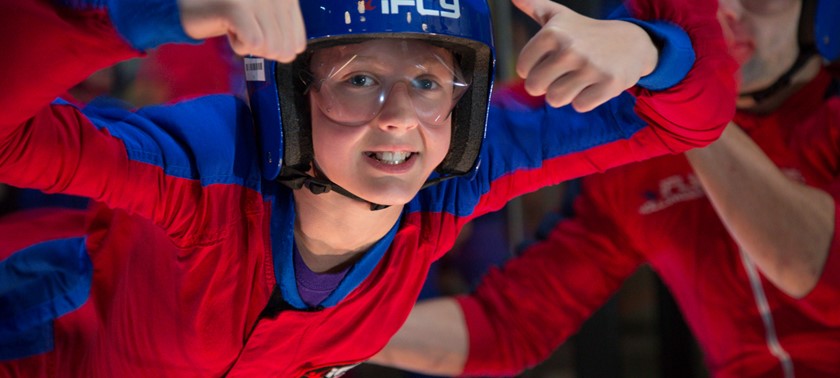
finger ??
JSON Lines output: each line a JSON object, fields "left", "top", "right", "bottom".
{"left": 511, "top": 0, "right": 563, "bottom": 26}
{"left": 255, "top": 6, "right": 290, "bottom": 62}
{"left": 570, "top": 81, "right": 619, "bottom": 112}
{"left": 515, "top": 28, "right": 570, "bottom": 80}
{"left": 543, "top": 70, "right": 595, "bottom": 108}
{"left": 522, "top": 48, "right": 581, "bottom": 96}
{"left": 265, "top": 2, "right": 306, "bottom": 62}
{"left": 284, "top": 2, "right": 307, "bottom": 56}
{"left": 227, "top": 10, "right": 265, "bottom": 57}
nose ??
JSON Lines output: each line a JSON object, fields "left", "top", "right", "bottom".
{"left": 374, "top": 82, "right": 420, "bottom": 132}
{"left": 717, "top": 0, "right": 750, "bottom": 42}
{"left": 718, "top": 0, "right": 744, "bottom": 22}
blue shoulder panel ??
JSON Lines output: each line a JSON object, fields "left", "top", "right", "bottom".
{"left": 0, "top": 237, "right": 90, "bottom": 360}
{"left": 55, "top": 0, "right": 197, "bottom": 50}
{"left": 76, "top": 95, "right": 263, "bottom": 191}
{"left": 409, "top": 91, "right": 646, "bottom": 217}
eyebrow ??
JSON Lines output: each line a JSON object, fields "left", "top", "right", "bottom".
{"left": 341, "top": 54, "right": 455, "bottom": 77}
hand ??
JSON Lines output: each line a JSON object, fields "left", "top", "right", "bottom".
{"left": 177, "top": 0, "right": 306, "bottom": 63}
{"left": 513, "top": 0, "right": 659, "bottom": 112}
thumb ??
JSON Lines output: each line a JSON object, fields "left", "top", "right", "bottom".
{"left": 511, "top": 0, "right": 566, "bottom": 26}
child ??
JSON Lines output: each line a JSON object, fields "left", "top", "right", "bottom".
{"left": 0, "top": 0, "right": 734, "bottom": 376}
{"left": 372, "top": 1, "right": 840, "bottom": 377}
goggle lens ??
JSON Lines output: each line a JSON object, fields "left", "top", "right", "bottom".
{"left": 306, "top": 40, "right": 470, "bottom": 127}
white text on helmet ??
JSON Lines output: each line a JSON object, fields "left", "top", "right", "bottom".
{"left": 380, "top": 0, "right": 461, "bottom": 19}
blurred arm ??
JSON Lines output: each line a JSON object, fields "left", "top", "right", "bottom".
{"left": 685, "top": 124, "right": 834, "bottom": 298}
{"left": 370, "top": 298, "right": 468, "bottom": 376}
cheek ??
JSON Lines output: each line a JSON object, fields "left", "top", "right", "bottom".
{"left": 753, "top": 11, "right": 799, "bottom": 52}
{"left": 310, "top": 112, "right": 355, "bottom": 170}
{"left": 427, "top": 124, "right": 452, "bottom": 167}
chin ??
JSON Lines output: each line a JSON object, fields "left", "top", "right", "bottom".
{"left": 360, "top": 191, "right": 416, "bottom": 207}
{"left": 354, "top": 181, "right": 424, "bottom": 206}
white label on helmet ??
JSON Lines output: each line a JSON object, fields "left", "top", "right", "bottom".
{"left": 381, "top": 0, "right": 460, "bottom": 19}
{"left": 244, "top": 58, "right": 266, "bottom": 82}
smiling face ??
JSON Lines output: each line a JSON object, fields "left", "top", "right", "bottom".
{"left": 307, "top": 39, "right": 463, "bottom": 206}
{"left": 717, "top": 0, "right": 802, "bottom": 93}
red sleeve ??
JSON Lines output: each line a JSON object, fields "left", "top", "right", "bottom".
{"left": 625, "top": 0, "right": 738, "bottom": 153}
{"left": 456, "top": 177, "right": 646, "bottom": 376}
{"left": 0, "top": 2, "right": 231, "bottom": 244}
{"left": 0, "top": 1, "right": 143, "bottom": 209}
{"left": 0, "top": 0, "right": 140, "bottom": 132}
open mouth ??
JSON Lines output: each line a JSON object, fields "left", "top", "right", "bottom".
{"left": 366, "top": 151, "right": 415, "bottom": 165}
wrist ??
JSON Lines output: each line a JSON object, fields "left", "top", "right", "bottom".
{"left": 619, "top": 19, "right": 695, "bottom": 91}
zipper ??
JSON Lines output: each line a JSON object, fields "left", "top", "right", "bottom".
{"left": 739, "top": 249, "right": 795, "bottom": 378}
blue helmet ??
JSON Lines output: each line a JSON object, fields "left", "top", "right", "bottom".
{"left": 813, "top": 0, "right": 839, "bottom": 63}
{"left": 247, "top": 0, "right": 495, "bottom": 183}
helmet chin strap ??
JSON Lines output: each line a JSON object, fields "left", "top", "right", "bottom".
{"left": 276, "top": 163, "right": 462, "bottom": 212}
{"left": 277, "top": 164, "right": 390, "bottom": 211}
{"left": 738, "top": 46, "right": 817, "bottom": 104}
{"left": 277, "top": 164, "right": 391, "bottom": 211}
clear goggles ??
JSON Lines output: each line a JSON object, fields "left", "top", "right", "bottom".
{"left": 303, "top": 39, "right": 471, "bottom": 127}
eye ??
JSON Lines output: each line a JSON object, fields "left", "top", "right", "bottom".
{"left": 411, "top": 77, "right": 441, "bottom": 91}
{"left": 347, "top": 74, "right": 377, "bottom": 88}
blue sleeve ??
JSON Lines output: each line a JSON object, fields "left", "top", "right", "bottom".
{"left": 0, "top": 238, "right": 91, "bottom": 360}
{"left": 79, "top": 95, "right": 263, "bottom": 189}
{"left": 609, "top": 4, "right": 695, "bottom": 91}
{"left": 58, "top": 0, "right": 199, "bottom": 50}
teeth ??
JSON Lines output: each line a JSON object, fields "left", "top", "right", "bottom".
{"left": 372, "top": 151, "right": 412, "bottom": 165}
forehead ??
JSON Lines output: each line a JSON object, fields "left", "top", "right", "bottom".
{"left": 309, "top": 39, "right": 455, "bottom": 71}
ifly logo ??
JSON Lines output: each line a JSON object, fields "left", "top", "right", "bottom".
{"left": 380, "top": 0, "right": 461, "bottom": 19}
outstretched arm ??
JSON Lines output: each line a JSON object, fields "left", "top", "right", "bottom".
{"left": 457, "top": 0, "right": 736, "bottom": 223}
{"left": 370, "top": 298, "right": 468, "bottom": 376}
{"left": 0, "top": 0, "right": 305, "bottom": 129}
{"left": 0, "top": 0, "right": 305, "bottom": 239}
{"left": 686, "top": 124, "right": 834, "bottom": 298}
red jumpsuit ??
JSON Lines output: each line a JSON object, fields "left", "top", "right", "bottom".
{"left": 460, "top": 70, "right": 840, "bottom": 377}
